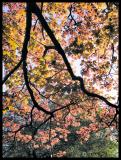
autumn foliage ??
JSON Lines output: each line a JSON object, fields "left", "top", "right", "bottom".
{"left": 2, "top": 2, "right": 119, "bottom": 158}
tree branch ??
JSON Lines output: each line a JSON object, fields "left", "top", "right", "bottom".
{"left": 30, "top": 82, "right": 63, "bottom": 107}
{"left": 52, "top": 102, "right": 75, "bottom": 114}
{"left": 68, "top": 4, "right": 77, "bottom": 26}
{"left": 30, "top": 3, "right": 118, "bottom": 109}
{"left": 22, "top": 3, "right": 54, "bottom": 116}
{"left": 32, "top": 115, "right": 52, "bottom": 138}
{"left": 2, "top": 59, "right": 23, "bottom": 85}
{"left": 42, "top": 45, "right": 55, "bottom": 57}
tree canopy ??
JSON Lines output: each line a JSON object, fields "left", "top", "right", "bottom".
{"left": 2, "top": 2, "right": 119, "bottom": 158}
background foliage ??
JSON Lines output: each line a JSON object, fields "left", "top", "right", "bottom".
{"left": 2, "top": 2, "right": 119, "bottom": 158}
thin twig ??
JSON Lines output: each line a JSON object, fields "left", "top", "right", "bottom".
{"left": 30, "top": 3, "right": 118, "bottom": 110}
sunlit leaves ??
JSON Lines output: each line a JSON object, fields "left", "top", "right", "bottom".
{"left": 3, "top": 105, "right": 17, "bottom": 114}
{"left": 2, "top": 2, "right": 118, "bottom": 158}
{"left": 95, "top": 3, "right": 107, "bottom": 11}
{"left": 3, "top": 51, "right": 11, "bottom": 56}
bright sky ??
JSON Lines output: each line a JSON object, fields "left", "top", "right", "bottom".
{"left": 3, "top": 5, "right": 9, "bottom": 13}
{"left": 3, "top": 63, "right": 8, "bottom": 92}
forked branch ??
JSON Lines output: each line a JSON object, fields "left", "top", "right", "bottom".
{"left": 29, "top": 3, "right": 118, "bottom": 110}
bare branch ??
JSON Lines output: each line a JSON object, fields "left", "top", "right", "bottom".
{"left": 68, "top": 4, "right": 77, "bottom": 25}
{"left": 2, "top": 59, "right": 23, "bottom": 85}
{"left": 43, "top": 45, "right": 55, "bottom": 57}
{"left": 52, "top": 102, "right": 75, "bottom": 114}
{"left": 30, "top": 82, "right": 63, "bottom": 107}
{"left": 30, "top": 3, "right": 118, "bottom": 110}
{"left": 21, "top": 3, "right": 54, "bottom": 116}
{"left": 32, "top": 115, "right": 52, "bottom": 138}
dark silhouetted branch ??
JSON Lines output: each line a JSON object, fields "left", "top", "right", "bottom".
{"left": 30, "top": 3, "right": 118, "bottom": 110}
{"left": 22, "top": 3, "right": 54, "bottom": 116}
{"left": 43, "top": 45, "right": 55, "bottom": 57}
{"left": 2, "top": 59, "right": 23, "bottom": 85}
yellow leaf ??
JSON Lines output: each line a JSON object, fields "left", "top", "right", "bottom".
{"left": 9, "top": 105, "right": 13, "bottom": 110}
{"left": 3, "top": 105, "right": 15, "bottom": 113}
{"left": 31, "top": 77, "right": 35, "bottom": 83}
{"left": 3, "top": 51, "right": 10, "bottom": 56}
{"left": 98, "top": 3, "right": 107, "bottom": 10}
{"left": 3, "top": 109, "right": 8, "bottom": 114}
{"left": 83, "top": 50, "right": 92, "bottom": 57}
{"left": 45, "top": 54, "right": 54, "bottom": 61}
{"left": 9, "top": 39, "right": 17, "bottom": 50}
{"left": 38, "top": 78, "right": 47, "bottom": 87}
{"left": 77, "top": 37, "right": 82, "bottom": 46}
{"left": 44, "top": 71, "right": 52, "bottom": 79}
{"left": 24, "top": 99, "right": 28, "bottom": 105}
